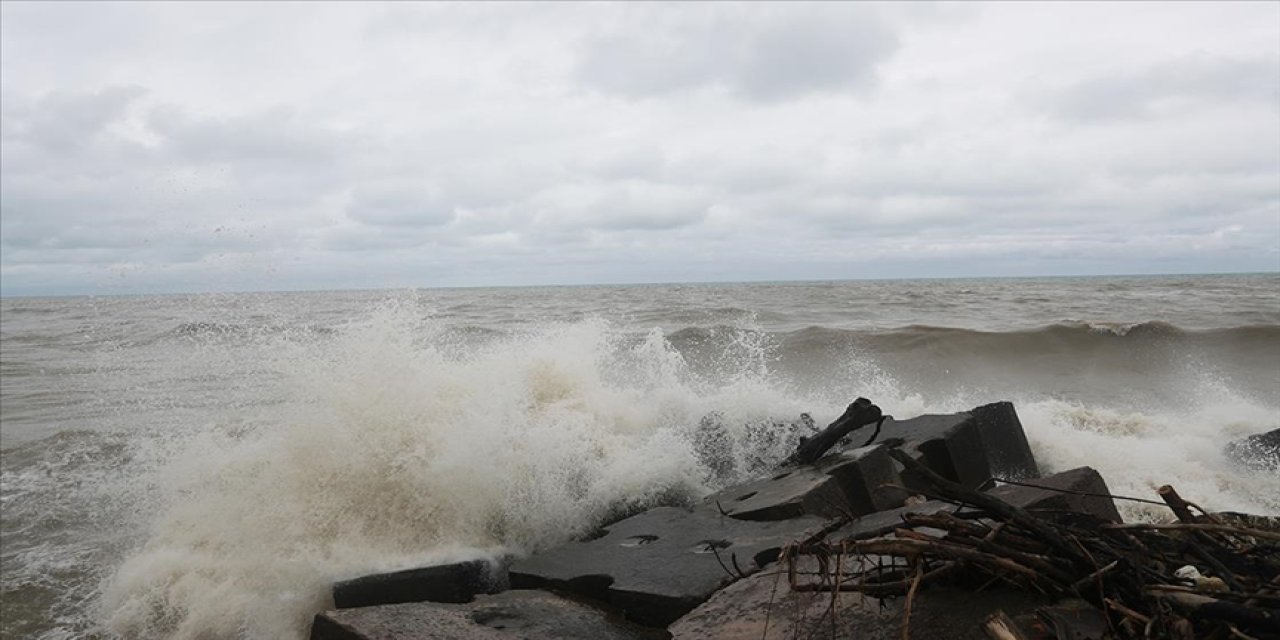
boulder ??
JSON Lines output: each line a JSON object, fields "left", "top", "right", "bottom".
{"left": 969, "top": 401, "right": 1039, "bottom": 479}
{"left": 668, "top": 563, "right": 1044, "bottom": 640}
{"left": 509, "top": 506, "right": 826, "bottom": 627}
{"left": 817, "top": 443, "right": 905, "bottom": 514}
{"left": 332, "top": 559, "right": 506, "bottom": 609}
{"left": 876, "top": 402, "right": 1039, "bottom": 490}
{"left": 880, "top": 412, "right": 993, "bottom": 489}
{"left": 985, "top": 466, "right": 1122, "bottom": 523}
{"left": 311, "top": 589, "right": 668, "bottom": 640}
{"left": 701, "top": 466, "right": 846, "bottom": 521}
{"left": 1225, "top": 428, "right": 1280, "bottom": 471}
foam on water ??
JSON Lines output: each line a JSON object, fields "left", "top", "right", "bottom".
{"left": 2, "top": 290, "right": 1273, "bottom": 640}
{"left": 96, "top": 304, "right": 823, "bottom": 639}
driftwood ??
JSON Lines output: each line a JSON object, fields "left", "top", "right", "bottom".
{"left": 782, "top": 441, "right": 1280, "bottom": 639}
{"left": 788, "top": 397, "right": 884, "bottom": 465}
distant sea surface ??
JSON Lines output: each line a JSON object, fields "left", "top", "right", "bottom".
{"left": 3, "top": 274, "right": 1278, "bottom": 639}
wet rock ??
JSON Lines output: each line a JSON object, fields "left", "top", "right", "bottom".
{"left": 823, "top": 500, "right": 954, "bottom": 542}
{"left": 702, "top": 466, "right": 846, "bottom": 521}
{"left": 817, "top": 443, "right": 905, "bottom": 514}
{"left": 700, "top": 443, "right": 903, "bottom": 522}
{"left": 312, "top": 589, "right": 668, "bottom": 639}
{"left": 509, "top": 506, "right": 826, "bottom": 627}
{"left": 1225, "top": 428, "right": 1280, "bottom": 471}
{"left": 969, "top": 401, "right": 1040, "bottom": 479}
{"left": 880, "top": 412, "right": 993, "bottom": 489}
{"left": 669, "top": 563, "right": 1044, "bottom": 640}
{"left": 985, "top": 466, "right": 1122, "bottom": 523}
{"left": 331, "top": 559, "right": 507, "bottom": 609}
{"left": 877, "top": 402, "right": 1039, "bottom": 490}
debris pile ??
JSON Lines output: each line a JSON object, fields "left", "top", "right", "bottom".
{"left": 785, "top": 449, "right": 1280, "bottom": 639}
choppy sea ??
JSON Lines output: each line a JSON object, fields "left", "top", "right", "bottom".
{"left": 2, "top": 274, "right": 1278, "bottom": 639}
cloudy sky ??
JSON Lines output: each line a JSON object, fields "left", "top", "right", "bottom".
{"left": 1, "top": 2, "right": 1277, "bottom": 295}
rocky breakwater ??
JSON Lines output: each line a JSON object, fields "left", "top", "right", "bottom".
{"left": 309, "top": 400, "right": 1280, "bottom": 640}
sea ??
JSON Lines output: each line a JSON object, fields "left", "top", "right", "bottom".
{"left": 2, "top": 274, "right": 1278, "bottom": 639}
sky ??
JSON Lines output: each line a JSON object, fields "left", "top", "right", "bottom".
{"left": 1, "top": 1, "right": 1278, "bottom": 296}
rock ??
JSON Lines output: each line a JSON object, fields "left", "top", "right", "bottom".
{"left": 1225, "top": 428, "right": 1280, "bottom": 471}
{"left": 880, "top": 412, "right": 993, "bottom": 489}
{"left": 985, "top": 466, "right": 1122, "bottom": 523}
{"left": 332, "top": 559, "right": 507, "bottom": 609}
{"left": 876, "top": 402, "right": 1039, "bottom": 490}
{"left": 969, "top": 401, "right": 1040, "bottom": 479}
{"left": 311, "top": 589, "right": 668, "bottom": 640}
{"left": 817, "top": 443, "right": 905, "bottom": 514}
{"left": 823, "top": 500, "right": 954, "bottom": 542}
{"left": 700, "top": 444, "right": 902, "bottom": 521}
{"left": 509, "top": 506, "right": 826, "bottom": 627}
{"left": 701, "top": 466, "right": 846, "bottom": 521}
{"left": 669, "top": 562, "right": 1044, "bottom": 640}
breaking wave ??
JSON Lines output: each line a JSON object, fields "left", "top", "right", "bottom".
{"left": 5, "top": 301, "right": 1275, "bottom": 640}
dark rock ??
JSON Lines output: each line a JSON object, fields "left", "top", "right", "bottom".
{"left": 1225, "top": 428, "right": 1280, "bottom": 471}
{"left": 701, "top": 466, "right": 846, "bottom": 521}
{"left": 880, "top": 412, "right": 993, "bottom": 489}
{"left": 509, "top": 506, "right": 826, "bottom": 627}
{"left": 969, "top": 401, "right": 1040, "bottom": 479}
{"left": 332, "top": 559, "right": 506, "bottom": 609}
{"left": 817, "top": 443, "right": 906, "bottom": 514}
{"left": 876, "top": 402, "right": 1040, "bottom": 490}
{"left": 669, "top": 563, "right": 1045, "bottom": 640}
{"left": 701, "top": 443, "right": 903, "bottom": 522}
{"left": 985, "top": 466, "right": 1122, "bottom": 523}
{"left": 824, "top": 500, "right": 954, "bottom": 542}
{"left": 312, "top": 589, "right": 668, "bottom": 640}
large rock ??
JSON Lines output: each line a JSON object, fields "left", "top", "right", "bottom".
{"left": 969, "top": 401, "right": 1039, "bottom": 480}
{"left": 332, "top": 559, "right": 506, "bottom": 609}
{"left": 311, "top": 589, "right": 668, "bottom": 640}
{"left": 1225, "top": 428, "right": 1280, "bottom": 471}
{"left": 509, "top": 506, "right": 826, "bottom": 626}
{"left": 668, "top": 562, "right": 1044, "bottom": 640}
{"left": 701, "top": 465, "right": 846, "bottom": 521}
{"left": 876, "top": 402, "right": 1039, "bottom": 490}
{"left": 701, "top": 444, "right": 901, "bottom": 521}
{"left": 985, "top": 466, "right": 1122, "bottom": 523}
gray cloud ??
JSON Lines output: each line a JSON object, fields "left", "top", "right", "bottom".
{"left": 575, "top": 5, "right": 899, "bottom": 101}
{"left": 1, "top": 2, "right": 1277, "bottom": 296}
{"left": 1042, "top": 53, "right": 1280, "bottom": 121}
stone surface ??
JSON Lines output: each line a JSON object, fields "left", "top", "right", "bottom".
{"left": 1225, "top": 428, "right": 1280, "bottom": 471}
{"left": 312, "top": 589, "right": 668, "bottom": 640}
{"left": 700, "top": 443, "right": 903, "bottom": 522}
{"left": 874, "top": 402, "right": 1040, "bottom": 490}
{"left": 879, "top": 412, "right": 993, "bottom": 488}
{"left": 509, "top": 506, "right": 826, "bottom": 626}
{"left": 701, "top": 466, "right": 847, "bottom": 521}
{"left": 969, "top": 401, "right": 1040, "bottom": 479}
{"left": 823, "top": 500, "right": 954, "bottom": 542}
{"left": 669, "top": 562, "right": 1045, "bottom": 640}
{"left": 817, "top": 443, "right": 905, "bottom": 515}
{"left": 332, "top": 559, "right": 506, "bottom": 609}
{"left": 985, "top": 466, "right": 1123, "bottom": 523}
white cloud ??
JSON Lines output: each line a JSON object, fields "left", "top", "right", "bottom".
{"left": 1, "top": 1, "right": 1277, "bottom": 296}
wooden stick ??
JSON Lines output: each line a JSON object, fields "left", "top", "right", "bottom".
{"left": 1159, "top": 485, "right": 1198, "bottom": 523}
{"left": 983, "top": 610, "right": 1031, "bottom": 640}
{"left": 1100, "top": 522, "right": 1280, "bottom": 542}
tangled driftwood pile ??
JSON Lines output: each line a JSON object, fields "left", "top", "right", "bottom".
{"left": 784, "top": 448, "right": 1280, "bottom": 640}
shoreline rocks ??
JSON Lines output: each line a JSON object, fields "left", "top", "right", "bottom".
{"left": 308, "top": 400, "right": 1274, "bottom": 639}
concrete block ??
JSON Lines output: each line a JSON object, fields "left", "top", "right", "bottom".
{"left": 817, "top": 443, "right": 905, "bottom": 515}
{"left": 509, "top": 506, "right": 826, "bottom": 627}
{"left": 986, "top": 466, "right": 1122, "bottom": 523}
{"left": 331, "top": 559, "right": 506, "bottom": 609}
{"left": 702, "top": 466, "right": 846, "bottom": 521}
{"left": 969, "top": 401, "right": 1039, "bottom": 479}
{"left": 311, "top": 589, "right": 668, "bottom": 640}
